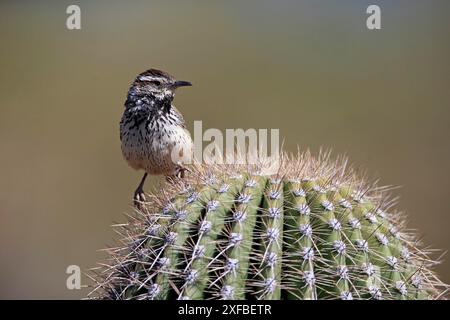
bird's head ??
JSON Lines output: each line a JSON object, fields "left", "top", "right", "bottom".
{"left": 129, "top": 68, "right": 192, "bottom": 101}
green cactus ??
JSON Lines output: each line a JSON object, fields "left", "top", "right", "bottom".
{"left": 89, "top": 152, "right": 448, "bottom": 300}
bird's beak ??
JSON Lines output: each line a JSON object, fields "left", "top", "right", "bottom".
{"left": 172, "top": 80, "right": 192, "bottom": 88}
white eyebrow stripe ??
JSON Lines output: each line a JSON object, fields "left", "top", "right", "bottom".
{"left": 139, "top": 76, "right": 158, "bottom": 82}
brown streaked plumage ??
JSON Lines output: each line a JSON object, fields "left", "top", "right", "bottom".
{"left": 120, "top": 68, "right": 193, "bottom": 207}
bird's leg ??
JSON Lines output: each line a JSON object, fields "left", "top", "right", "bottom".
{"left": 133, "top": 172, "right": 148, "bottom": 208}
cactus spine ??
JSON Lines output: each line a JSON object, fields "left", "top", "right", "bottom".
{"left": 89, "top": 152, "right": 448, "bottom": 300}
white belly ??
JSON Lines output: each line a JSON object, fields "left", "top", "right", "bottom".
{"left": 121, "top": 121, "right": 193, "bottom": 175}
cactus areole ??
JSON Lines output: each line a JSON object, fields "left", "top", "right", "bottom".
{"left": 89, "top": 152, "right": 447, "bottom": 300}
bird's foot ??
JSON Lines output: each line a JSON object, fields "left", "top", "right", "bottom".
{"left": 133, "top": 187, "right": 146, "bottom": 209}
{"left": 175, "top": 166, "right": 190, "bottom": 179}
{"left": 166, "top": 166, "right": 190, "bottom": 184}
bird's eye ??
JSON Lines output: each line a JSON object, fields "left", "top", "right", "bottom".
{"left": 151, "top": 80, "right": 161, "bottom": 86}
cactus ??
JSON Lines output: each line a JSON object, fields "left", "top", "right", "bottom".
{"left": 89, "top": 152, "right": 448, "bottom": 300}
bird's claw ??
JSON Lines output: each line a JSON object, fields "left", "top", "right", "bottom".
{"left": 175, "top": 166, "right": 190, "bottom": 179}
{"left": 133, "top": 189, "right": 146, "bottom": 209}
{"left": 166, "top": 167, "right": 190, "bottom": 184}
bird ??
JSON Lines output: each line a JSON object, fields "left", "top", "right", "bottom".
{"left": 120, "top": 68, "right": 193, "bottom": 207}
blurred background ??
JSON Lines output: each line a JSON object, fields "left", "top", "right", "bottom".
{"left": 0, "top": 0, "right": 449, "bottom": 299}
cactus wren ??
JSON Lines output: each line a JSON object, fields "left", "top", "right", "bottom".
{"left": 120, "top": 69, "right": 193, "bottom": 207}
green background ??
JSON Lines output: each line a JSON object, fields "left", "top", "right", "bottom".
{"left": 0, "top": 0, "right": 449, "bottom": 299}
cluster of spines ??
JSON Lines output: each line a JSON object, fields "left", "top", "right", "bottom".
{"left": 90, "top": 162, "right": 447, "bottom": 300}
{"left": 282, "top": 178, "right": 428, "bottom": 300}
